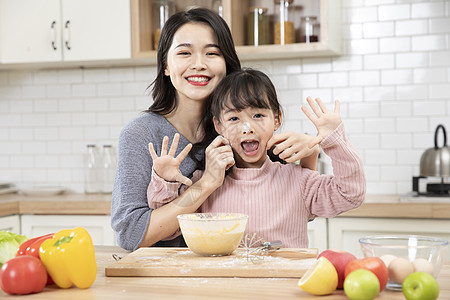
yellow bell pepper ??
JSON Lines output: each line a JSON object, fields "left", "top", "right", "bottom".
{"left": 39, "top": 227, "right": 97, "bottom": 289}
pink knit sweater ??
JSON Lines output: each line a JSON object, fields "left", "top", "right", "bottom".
{"left": 147, "top": 123, "right": 366, "bottom": 248}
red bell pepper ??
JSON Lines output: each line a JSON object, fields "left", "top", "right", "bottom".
{"left": 16, "top": 233, "right": 54, "bottom": 257}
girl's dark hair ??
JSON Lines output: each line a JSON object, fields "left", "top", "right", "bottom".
{"left": 146, "top": 8, "right": 241, "bottom": 115}
{"left": 202, "top": 68, "right": 283, "bottom": 148}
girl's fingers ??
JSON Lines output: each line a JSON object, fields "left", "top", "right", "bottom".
{"left": 148, "top": 143, "right": 158, "bottom": 160}
{"left": 207, "top": 135, "right": 230, "bottom": 151}
{"left": 176, "top": 143, "right": 193, "bottom": 162}
{"left": 315, "top": 98, "right": 329, "bottom": 113}
{"left": 283, "top": 147, "right": 310, "bottom": 163}
{"left": 267, "top": 132, "right": 290, "bottom": 150}
{"left": 308, "top": 136, "right": 323, "bottom": 149}
{"left": 306, "top": 96, "right": 323, "bottom": 117}
{"left": 161, "top": 136, "right": 169, "bottom": 156}
{"left": 301, "top": 105, "right": 317, "bottom": 123}
{"left": 272, "top": 139, "right": 295, "bottom": 156}
{"left": 168, "top": 133, "right": 180, "bottom": 157}
{"left": 334, "top": 99, "right": 340, "bottom": 114}
{"left": 225, "top": 157, "right": 235, "bottom": 170}
{"left": 277, "top": 144, "right": 300, "bottom": 159}
{"left": 278, "top": 142, "right": 309, "bottom": 161}
{"left": 218, "top": 151, "right": 234, "bottom": 160}
{"left": 215, "top": 151, "right": 235, "bottom": 170}
{"left": 210, "top": 146, "right": 233, "bottom": 162}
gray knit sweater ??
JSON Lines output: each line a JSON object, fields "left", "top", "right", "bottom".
{"left": 111, "top": 112, "right": 203, "bottom": 250}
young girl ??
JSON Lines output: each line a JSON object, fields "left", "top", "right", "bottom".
{"left": 147, "top": 68, "right": 366, "bottom": 248}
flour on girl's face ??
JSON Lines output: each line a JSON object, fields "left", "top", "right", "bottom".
{"left": 242, "top": 122, "right": 251, "bottom": 134}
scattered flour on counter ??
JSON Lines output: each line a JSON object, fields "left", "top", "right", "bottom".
{"left": 180, "top": 268, "right": 192, "bottom": 273}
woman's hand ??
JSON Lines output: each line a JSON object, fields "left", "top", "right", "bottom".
{"left": 200, "top": 136, "right": 234, "bottom": 189}
{"left": 267, "top": 132, "right": 320, "bottom": 164}
{"left": 302, "top": 97, "right": 342, "bottom": 148}
{"left": 148, "top": 133, "right": 193, "bottom": 186}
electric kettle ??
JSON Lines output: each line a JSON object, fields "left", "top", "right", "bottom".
{"left": 419, "top": 124, "right": 450, "bottom": 177}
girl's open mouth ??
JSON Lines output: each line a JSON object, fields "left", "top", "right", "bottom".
{"left": 241, "top": 140, "right": 259, "bottom": 156}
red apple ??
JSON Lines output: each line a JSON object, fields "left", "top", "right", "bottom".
{"left": 345, "top": 257, "right": 389, "bottom": 292}
{"left": 318, "top": 249, "right": 357, "bottom": 289}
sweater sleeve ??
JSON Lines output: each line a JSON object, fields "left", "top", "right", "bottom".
{"left": 147, "top": 169, "right": 183, "bottom": 209}
{"left": 146, "top": 169, "right": 203, "bottom": 241}
{"left": 147, "top": 169, "right": 183, "bottom": 240}
{"left": 147, "top": 169, "right": 203, "bottom": 209}
{"left": 301, "top": 122, "right": 366, "bottom": 218}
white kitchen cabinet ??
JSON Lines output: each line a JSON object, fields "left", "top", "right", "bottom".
{"left": 307, "top": 217, "right": 327, "bottom": 252}
{"left": 328, "top": 217, "right": 450, "bottom": 260}
{"left": 0, "top": 0, "right": 131, "bottom": 64}
{"left": 0, "top": 215, "right": 20, "bottom": 233}
{"left": 20, "top": 215, "right": 116, "bottom": 246}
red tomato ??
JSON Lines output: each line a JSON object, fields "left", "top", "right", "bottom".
{"left": 344, "top": 257, "right": 388, "bottom": 291}
{"left": 0, "top": 255, "right": 47, "bottom": 295}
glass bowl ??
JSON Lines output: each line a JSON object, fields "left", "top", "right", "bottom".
{"left": 177, "top": 213, "right": 248, "bottom": 256}
{"left": 359, "top": 235, "right": 448, "bottom": 291}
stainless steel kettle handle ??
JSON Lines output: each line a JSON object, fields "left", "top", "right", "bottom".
{"left": 434, "top": 124, "right": 447, "bottom": 149}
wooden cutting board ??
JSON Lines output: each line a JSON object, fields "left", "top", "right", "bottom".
{"left": 105, "top": 247, "right": 318, "bottom": 278}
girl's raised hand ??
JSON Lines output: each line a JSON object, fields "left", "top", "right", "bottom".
{"left": 148, "top": 133, "right": 193, "bottom": 186}
{"left": 301, "top": 97, "right": 342, "bottom": 149}
{"left": 202, "top": 136, "right": 234, "bottom": 189}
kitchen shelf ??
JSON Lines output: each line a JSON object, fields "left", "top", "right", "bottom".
{"left": 131, "top": 0, "right": 341, "bottom": 62}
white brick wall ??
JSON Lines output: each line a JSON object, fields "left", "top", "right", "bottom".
{"left": 0, "top": 0, "right": 449, "bottom": 195}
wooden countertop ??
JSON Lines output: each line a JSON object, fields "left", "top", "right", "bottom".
{"left": 1, "top": 246, "right": 449, "bottom": 299}
{"left": 0, "top": 193, "right": 111, "bottom": 216}
{"left": 1, "top": 193, "right": 450, "bottom": 219}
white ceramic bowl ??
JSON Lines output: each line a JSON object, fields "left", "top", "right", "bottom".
{"left": 359, "top": 235, "right": 448, "bottom": 291}
{"left": 177, "top": 213, "right": 248, "bottom": 256}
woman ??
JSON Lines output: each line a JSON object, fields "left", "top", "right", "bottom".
{"left": 111, "top": 8, "right": 318, "bottom": 251}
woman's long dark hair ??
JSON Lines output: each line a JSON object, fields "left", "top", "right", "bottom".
{"left": 146, "top": 8, "right": 241, "bottom": 115}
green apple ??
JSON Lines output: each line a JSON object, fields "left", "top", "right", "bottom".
{"left": 402, "top": 272, "right": 439, "bottom": 300}
{"left": 344, "top": 269, "right": 380, "bottom": 300}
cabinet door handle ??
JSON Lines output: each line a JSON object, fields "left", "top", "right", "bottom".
{"left": 64, "top": 20, "right": 71, "bottom": 50}
{"left": 50, "top": 21, "right": 57, "bottom": 50}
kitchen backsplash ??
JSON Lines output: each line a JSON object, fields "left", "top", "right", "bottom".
{"left": 1, "top": 0, "right": 449, "bottom": 195}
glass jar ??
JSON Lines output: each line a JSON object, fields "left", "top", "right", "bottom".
{"left": 300, "top": 16, "right": 319, "bottom": 43}
{"left": 274, "top": 0, "right": 294, "bottom": 44}
{"left": 248, "top": 7, "right": 269, "bottom": 46}
{"left": 85, "top": 144, "right": 100, "bottom": 194}
{"left": 100, "top": 145, "right": 117, "bottom": 194}
{"left": 212, "top": 0, "right": 223, "bottom": 17}
{"left": 153, "top": 0, "right": 175, "bottom": 50}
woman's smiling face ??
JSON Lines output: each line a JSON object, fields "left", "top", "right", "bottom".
{"left": 214, "top": 103, "right": 281, "bottom": 168}
{"left": 164, "top": 22, "right": 227, "bottom": 105}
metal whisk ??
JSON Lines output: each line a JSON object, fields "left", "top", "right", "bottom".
{"left": 239, "top": 233, "right": 282, "bottom": 264}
